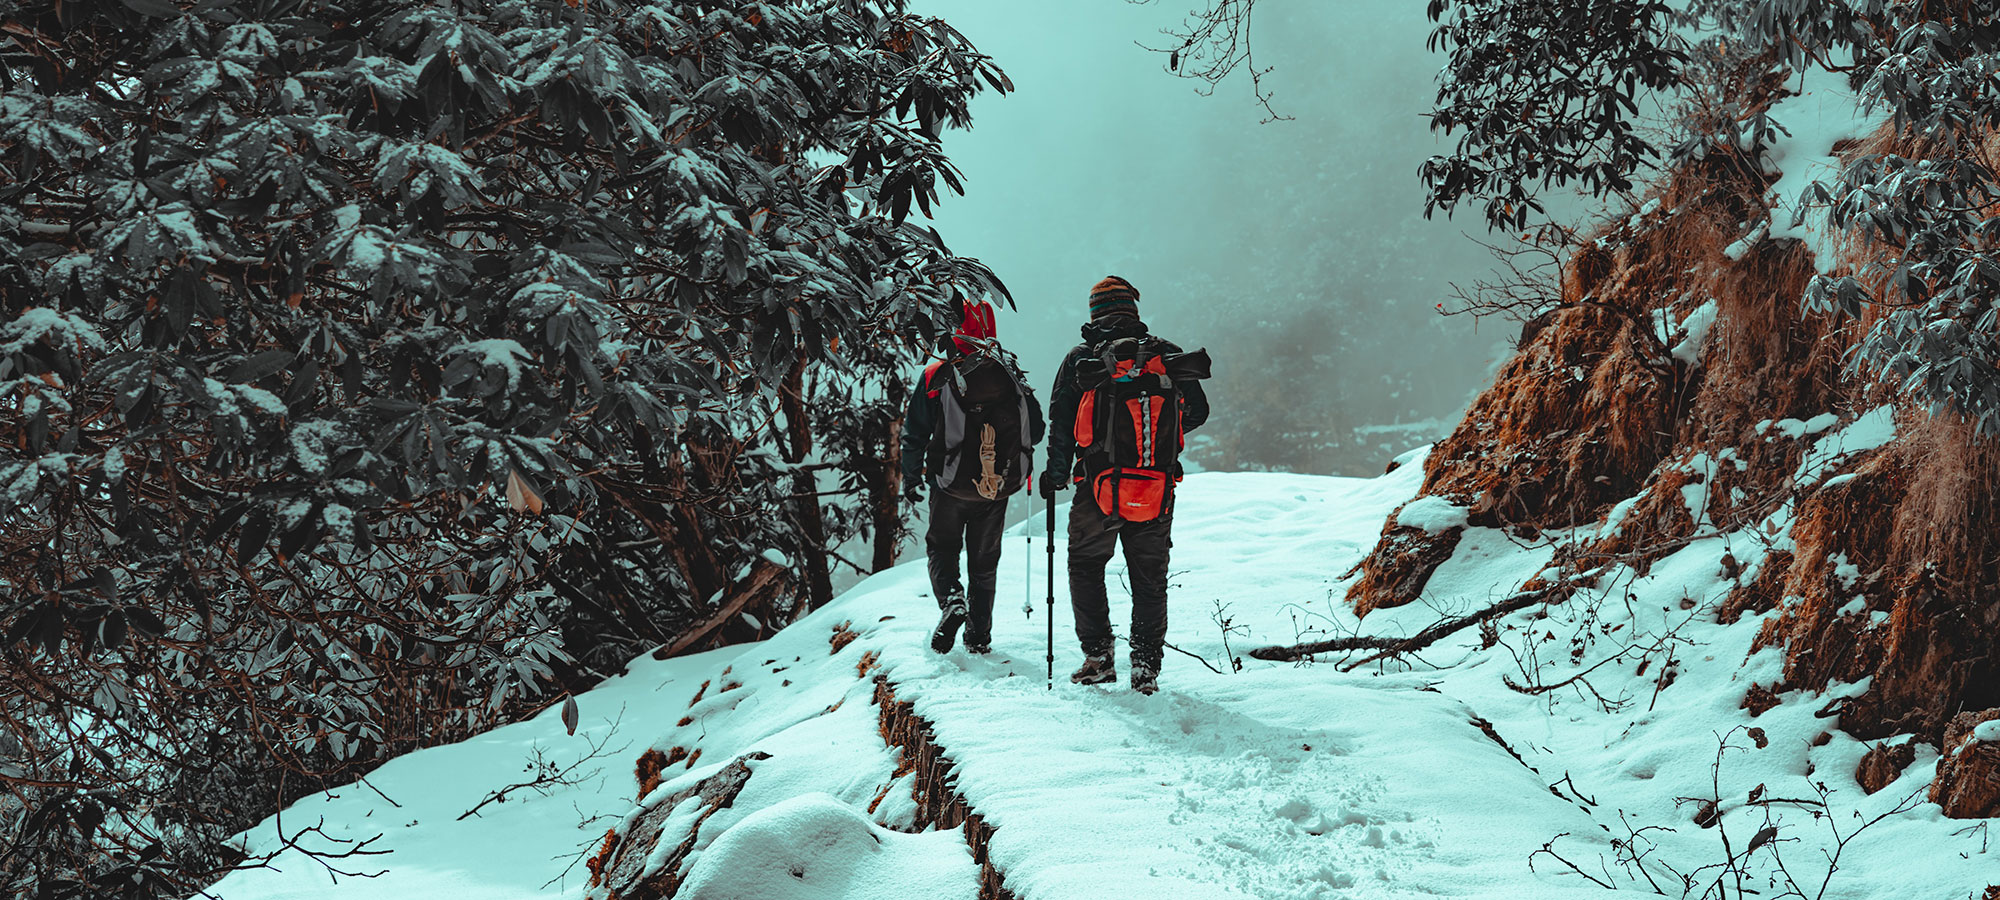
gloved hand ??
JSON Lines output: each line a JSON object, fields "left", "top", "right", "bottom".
{"left": 903, "top": 483, "right": 924, "bottom": 505}
{"left": 1038, "top": 470, "right": 1068, "bottom": 500}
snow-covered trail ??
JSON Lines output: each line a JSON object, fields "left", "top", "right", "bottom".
{"left": 818, "top": 459, "right": 1611, "bottom": 899}
{"left": 214, "top": 461, "right": 1610, "bottom": 900}
{"left": 213, "top": 456, "right": 1996, "bottom": 900}
{"left": 874, "top": 642, "right": 1610, "bottom": 900}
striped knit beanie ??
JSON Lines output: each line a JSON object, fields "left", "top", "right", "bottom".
{"left": 1089, "top": 276, "right": 1140, "bottom": 320}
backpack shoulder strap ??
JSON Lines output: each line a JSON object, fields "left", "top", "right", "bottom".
{"left": 1098, "top": 341, "right": 1122, "bottom": 383}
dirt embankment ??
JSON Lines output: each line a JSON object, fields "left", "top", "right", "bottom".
{"left": 1347, "top": 78, "right": 2000, "bottom": 814}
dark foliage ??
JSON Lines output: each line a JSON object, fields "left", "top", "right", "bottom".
{"left": 1421, "top": 0, "right": 1687, "bottom": 232}
{"left": 0, "top": 0, "right": 1005, "bottom": 894}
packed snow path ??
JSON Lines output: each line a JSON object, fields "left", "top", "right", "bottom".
{"left": 214, "top": 456, "right": 1996, "bottom": 900}
{"left": 878, "top": 648, "right": 1606, "bottom": 899}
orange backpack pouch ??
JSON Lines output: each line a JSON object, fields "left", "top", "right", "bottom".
{"left": 1092, "top": 468, "right": 1168, "bottom": 522}
{"left": 1075, "top": 390, "right": 1096, "bottom": 447}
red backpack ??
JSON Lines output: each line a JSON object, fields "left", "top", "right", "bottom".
{"left": 1073, "top": 336, "right": 1209, "bottom": 522}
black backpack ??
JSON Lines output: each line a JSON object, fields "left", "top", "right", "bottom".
{"left": 1073, "top": 336, "right": 1211, "bottom": 521}
{"left": 930, "top": 348, "right": 1033, "bottom": 502}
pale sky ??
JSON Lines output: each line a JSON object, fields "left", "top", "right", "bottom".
{"left": 912, "top": 0, "right": 1518, "bottom": 473}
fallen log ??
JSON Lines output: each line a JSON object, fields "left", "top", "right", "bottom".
{"left": 651, "top": 558, "right": 788, "bottom": 660}
{"left": 1248, "top": 584, "right": 1558, "bottom": 668}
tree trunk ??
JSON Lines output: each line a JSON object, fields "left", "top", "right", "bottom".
{"left": 780, "top": 354, "right": 835, "bottom": 612}
{"left": 873, "top": 378, "right": 907, "bottom": 573}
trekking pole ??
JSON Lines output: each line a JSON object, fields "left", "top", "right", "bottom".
{"left": 1045, "top": 489, "right": 1057, "bottom": 690}
{"left": 1023, "top": 492, "right": 1034, "bottom": 619}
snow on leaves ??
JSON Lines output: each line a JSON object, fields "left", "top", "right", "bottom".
{"left": 0, "top": 0, "right": 1007, "bottom": 893}
{"left": 1431, "top": 0, "right": 2000, "bottom": 434}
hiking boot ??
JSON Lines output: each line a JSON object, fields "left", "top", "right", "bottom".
{"left": 1069, "top": 654, "right": 1116, "bottom": 685}
{"left": 964, "top": 639, "right": 992, "bottom": 655}
{"left": 929, "top": 589, "right": 968, "bottom": 654}
{"left": 1130, "top": 662, "right": 1159, "bottom": 696}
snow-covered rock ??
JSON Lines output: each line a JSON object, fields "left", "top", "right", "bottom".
{"left": 674, "top": 794, "right": 977, "bottom": 900}
{"left": 1932, "top": 708, "right": 2000, "bottom": 819}
{"left": 1392, "top": 495, "right": 1469, "bottom": 534}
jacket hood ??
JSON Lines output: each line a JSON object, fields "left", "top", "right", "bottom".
{"left": 1079, "top": 316, "right": 1149, "bottom": 343}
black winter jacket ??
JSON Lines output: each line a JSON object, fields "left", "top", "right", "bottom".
{"left": 1045, "top": 316, "right": 1209, "bottom": 485}
{"left": 900, "top": 353, "right": 1046, "bottom": 488}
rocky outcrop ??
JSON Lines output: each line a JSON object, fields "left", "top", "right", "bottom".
{"left": 1347, "top": 150, "right": 1815, "bottom": 611}
{"left": 1740, "top": 422, "right": 2000, "bottom": 744}
{"left": 1346, "top": 96, "right": 2000, "bottom": 768}
{"left": 588, "top": 752, "right": 766, "bottom": 900}
{"left": 1853, "top": 741, "right": 1915, "bottom": 795}
{"left": 1930, "top": 708, "right": 2000, "bottom": 819}
{"left": 1347, "top": 520, "right": 1463, "bottom": 616}
{"left": 1746, "top": 451, "right": 1906, "bottom": 697}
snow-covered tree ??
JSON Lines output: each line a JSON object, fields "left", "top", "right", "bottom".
{"left": 1422, "top": 0, "right": 2000, "bottom": 433}
{"left": 1164, "top": 1, "right": 2000, "bottom": 435}
{"left": 0, "top": 0, "right": 1006, "bottom": 893}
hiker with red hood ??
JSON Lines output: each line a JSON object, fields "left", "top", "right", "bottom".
{"left": 902, "top": 301, "right": 1045, "bottom": 655}
{"left": 1041, "top": 276, "right": 1210, "bottom": 694}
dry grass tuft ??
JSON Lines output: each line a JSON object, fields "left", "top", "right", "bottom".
{"left": 634, "top": 748, "right": 671, "bottom": 800}
{"left": 1720, "top": 550, "right": 1791, "bottom": 624}
{"left": 1730, "top": 413, "right": 2000, "bottom": 744}
{"left": 831, "top": 619, "right": 859, "bottom": 654}
{"left": 1758, "top": 449, "right": 1906, "bottom": 691}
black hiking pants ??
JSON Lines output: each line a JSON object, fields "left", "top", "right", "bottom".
{"left": 1068, "top": 493, "right": 1172, "bottom": 670}
{"left": 926, "top": 492, "right": 1008, "bottom": 645}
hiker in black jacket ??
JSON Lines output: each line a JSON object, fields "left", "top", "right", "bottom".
{"left": 1040, "top": 276, "right": 1209, "bottom": 694}
{"left": 902, "top": 301, "right": 1045, "bottom": 655}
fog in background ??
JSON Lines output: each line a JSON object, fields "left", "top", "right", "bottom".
{"left": 913, "top": 0, "right": 1517, "bottom": 476}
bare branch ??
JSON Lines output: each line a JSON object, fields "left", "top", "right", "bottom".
{"left": 1127, "top": 0, "right": 1292, "bottom": 122}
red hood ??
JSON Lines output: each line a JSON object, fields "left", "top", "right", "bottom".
{"left": 952, "top": 300, "right": 996, "bottom": 355}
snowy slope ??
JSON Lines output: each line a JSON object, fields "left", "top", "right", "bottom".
{"left": 212, "top": 453, "right": 1995, "bottom": 900}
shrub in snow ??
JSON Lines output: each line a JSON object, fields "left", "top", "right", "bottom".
{"left": 0, "top": 0, "right": 1005, "bottom": 893}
